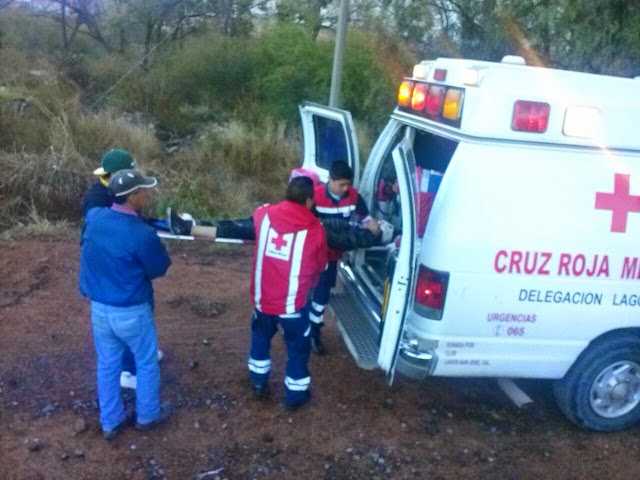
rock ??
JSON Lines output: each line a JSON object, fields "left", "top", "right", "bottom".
{"left": 26, "top": 438, "right": 41, "bottom": 452}
{"left": 378, "top": 457, "right": 385, "bottom": 465}
{"left": 206, "top": 399, "right": 213, "bottom": 407}
{"left": 262, "top": 433, "right": 274, "bottom": 443}
{"left": 149, "top": 459, "right": 157, "bottom": 466}
{"left": 60, "top": 452, "right": 70, "bottom": 461}
{"left": 446, "top": 428, "right": 454, "bottom": 435}
{"left": 425, "top": 422, "right": 439, "bottom": 436}
{"left": 381, "top": 398, "right": 394, "bottom": 409}
{"left": 73, "top": 418, "right": 87, "bottom": 435}
{"left": 41, "top": 403, "right": 55, "bottom": 416}
{"left": 73, "top": 449, "right": 84, "bottom": 458}
{"left": 324, "top": 464, "right": 331, "bottom": 470}
{"left": 370, "top": 452, "right": 380, "bottom": 461}
{"left": 203, "top": 339, "right": 210, "bottom": 346}
{"left": 189, "top": 360, "right": 199, "bottom": 369}
{"left": 345, "top": 447, "right": 354, "bottom": 453}
{"left": 194, "top": 420, "right": 201, "bottom": 429}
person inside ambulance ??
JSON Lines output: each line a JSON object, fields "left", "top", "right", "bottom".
{"left": 308, "top": 161, "right": 371, "bottom": 355}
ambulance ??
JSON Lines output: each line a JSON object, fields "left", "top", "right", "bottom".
{"left": 298, "top": 56, "right": 640, "bottom": 432}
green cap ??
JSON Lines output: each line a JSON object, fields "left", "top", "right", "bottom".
{"left": 93, "top": 149, "right": 136, "bottom": 175}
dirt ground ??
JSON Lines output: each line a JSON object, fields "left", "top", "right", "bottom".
{"left": 1, "top": 237, "right": 640, "bottom": 480}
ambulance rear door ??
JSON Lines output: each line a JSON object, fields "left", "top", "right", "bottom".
{"left": 298, "top": 102, "right": 360, "bottom": 186}
{"left": 378, "top": 137, "right": 419, "bottom": 383}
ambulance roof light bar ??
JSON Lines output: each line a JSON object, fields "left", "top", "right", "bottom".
{"left": 501, "top": 55, "right": 527, "bottom": 65}
{"left": 563, "top": 106, "right": 601, "bottom": 138}
{"left": 413, "top": 61, "right": 433, "bottom": 80}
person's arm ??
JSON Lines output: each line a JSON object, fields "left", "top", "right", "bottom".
{"left": 138, "top": 228, "right": 172, "bottom": 280}
{"left": 355, "top": 192, "right": 370, "bottom": 221}
{"left": 321, "top": 217, "right": 380, "bottom": 251}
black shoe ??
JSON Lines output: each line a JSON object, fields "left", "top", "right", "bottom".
{"left": 135, "top": 403, "right": 173, "bottom": 431}
{"left": 284, "top": 391, "right": 311, "bottom": 412}
{"left": 252, "top": 384, "right": 270, "bottom": 399}
{"left": 310, "top": 336, "right": 326, "bottom": 356}
{"left": 103, "top": 412, "right": 135, "bottom": 440}
{"left": 166, "top": 207, "right": 193, "bottom": 236}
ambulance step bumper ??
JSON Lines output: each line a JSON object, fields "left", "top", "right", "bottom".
{"left": 329, "top": 266, "right": 381, "bottom": 370}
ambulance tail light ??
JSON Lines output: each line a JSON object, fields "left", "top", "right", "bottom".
{"left": 425, "top": 85, "right": 445, "bottom": 116}
{"left": 512, "top": 100, "right": 550, "bottom": 133}
{"left": 442, "top": 88, "right": 463, "bottom": 121}
{"left": 414, "top": 265, "right": 449, "bottom": 320}
{"left": 411, "top": 83, "right": 427, "bottom": 111}
{"left": 397, "top": 81, "right": 414, "bottom": 107}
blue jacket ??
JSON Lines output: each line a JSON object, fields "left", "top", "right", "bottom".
{"left": 79, "top": 207, "right": 171, "bottom": 307}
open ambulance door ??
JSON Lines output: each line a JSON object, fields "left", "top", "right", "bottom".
{"left": 298, "top": 102, "right": 360, "bottom": 186}
{"left": 377, "top": 138, "right": 418, "bottom": 384}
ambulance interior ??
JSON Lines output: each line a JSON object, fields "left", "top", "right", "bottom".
{"left": 360, "top": 127, "right": 458, "bottom": 300}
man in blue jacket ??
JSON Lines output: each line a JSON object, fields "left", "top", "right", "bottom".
{"left": 79, "top": 169, "right": 171, "bottom": 439}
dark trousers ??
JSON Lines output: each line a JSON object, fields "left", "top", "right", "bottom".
{"left": 248, "top": 308, "right": 311, "bottom": 405}
{"left": 309, "top": 261, "right": 338, "bottom": 339}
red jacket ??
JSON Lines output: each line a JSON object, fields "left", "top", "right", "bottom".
{"left": 251, "top": 201, "right": 328, "bottom": 315}
{"left": 314, "top": 184, "right": 369, "bottom": 262}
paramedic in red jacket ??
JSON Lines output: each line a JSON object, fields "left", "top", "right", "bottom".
{"left": 310, "top": 161, "right": 369, "bottom": 355}
{"left": 248, "top": 176, "right": 328, "bottom": 411}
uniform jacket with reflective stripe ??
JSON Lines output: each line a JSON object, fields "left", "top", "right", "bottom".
{"left": 313, "top": 184, "right": 369, "bottom": 262}
{"left": 251, "top": 200, "right": 328, "bottom": 315}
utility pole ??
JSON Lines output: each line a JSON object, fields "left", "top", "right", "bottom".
{"left": 329, "top": 0, "right": 349, "bottom": 108}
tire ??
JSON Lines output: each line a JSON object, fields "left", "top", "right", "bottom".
{"left": 553, "top": 335, "right": 640, "bottom": 432}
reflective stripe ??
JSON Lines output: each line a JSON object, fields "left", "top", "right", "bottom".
{"left": 248, "top": 357, "right": 272, "bottom": 374}
{"left": 311, "top": 301, "right": 325, "bottom": 312}
{"left": 315, "top": 205, "right": 356, "bottom": 215}
{"left": 303, "top": 325, "right": 311, "bottom": 337}
{"left": 285, "top": 229, "right": 308, "bottom": 314}
{"left": 285, "top": 376, "right": 311, "bottom": 391}
{"left": 280, "top": 312, "right": 302, "bottom": 319}
{"left": 254, "top": 215, "right": 271, "bottom": 310}
{"left": 309, "top": 312, "right": 324, "bottom": 324}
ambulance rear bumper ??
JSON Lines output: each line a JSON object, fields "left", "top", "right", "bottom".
{"left": 397, "top": 340, "right": 438, "bottom": 380}
{"left": 396, "top": 340, "right": 438, "bottom": 380}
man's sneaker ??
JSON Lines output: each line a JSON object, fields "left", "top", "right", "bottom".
{"left": 135, "top": 403, "right": 173, "bottom": 431}
{"left": 284, "top": 391, "right": 311, "bottom": 412}
{"left": 252, "top": 384, "right": 270, "bottom": 399}
{"left": 166, "top": 207, "right": 193, "bottom": 236}
{"left": 120, "top": 371, "right": 137, "bottom": 390}
{"left": 158, "top": 350, "right": 165, "bottom": 362}
{"left": 102, "top": 412, "right": 135, "bottom": 440}
{"left": 310, "top": 336, "right": 326, "bottom": 356}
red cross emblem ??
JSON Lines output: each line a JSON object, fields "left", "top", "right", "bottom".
{"left": 595, "top": 173, "right": 640, "bottom": 233}
{"left": 271, "top": 232, "right": 288, "bottom": 250}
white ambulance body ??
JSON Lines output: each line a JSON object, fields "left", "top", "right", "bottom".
{"left": 299, "top": 56, "right": 640, "bottom": 432}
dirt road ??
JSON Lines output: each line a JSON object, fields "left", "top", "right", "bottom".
{"left": 1, "top": 237, "right": 639, "bottom": 479}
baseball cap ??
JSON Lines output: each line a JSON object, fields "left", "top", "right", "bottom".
{"left": 108, "top": 169, "right": 157, "bottom": 197}
{"left": 93, "top": 149, "right": 136, "bottom": 176}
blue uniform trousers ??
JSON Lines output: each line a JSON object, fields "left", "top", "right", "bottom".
{"left": 248, "top": 308, "right": 311, "bottom": 406}
{"left": 310, "top": 261, "right": 338, "bottom": 339}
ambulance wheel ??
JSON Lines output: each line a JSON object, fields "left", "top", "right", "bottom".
{"left": 553, "top": 335, "right": 640, "bottom": 432}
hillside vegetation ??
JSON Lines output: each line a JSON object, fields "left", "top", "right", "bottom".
{"left": 0, "top": 9, "right": 411, "bottom": 231}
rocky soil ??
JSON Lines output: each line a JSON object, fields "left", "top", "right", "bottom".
{"left": 1, "top": 237, "right": 639, "bottom": 479}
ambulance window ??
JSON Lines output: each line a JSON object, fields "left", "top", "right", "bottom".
{"left": 413, "top": 131, "right": 458, "bottom": 172}
{"left": 313, "top": 116, "right": 349, "bottom": 170}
